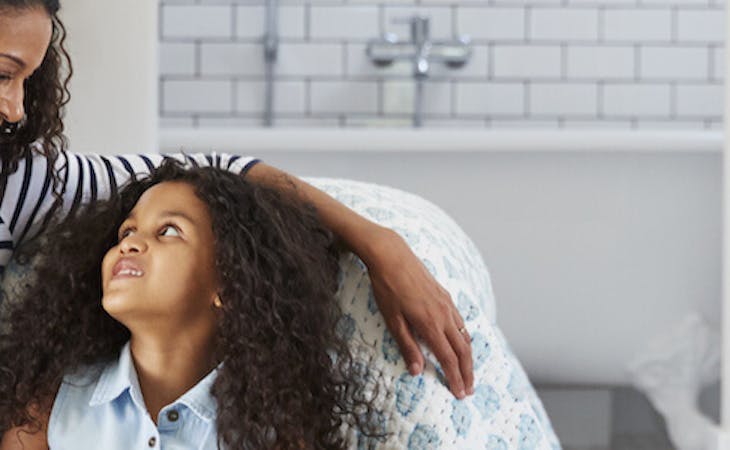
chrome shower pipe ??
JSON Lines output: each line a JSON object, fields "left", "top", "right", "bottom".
{"left": 414, "top": 77, "right": 425, "bottom": 128}
{"left": 263, "top": 0, "right": 278, "bottom": 127}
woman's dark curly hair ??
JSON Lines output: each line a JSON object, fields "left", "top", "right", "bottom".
{"left": 0, "top": 0, "right": 71, "bottom": 188}
{"left": 0, "top": 160, "right": 381, "bottom": 449}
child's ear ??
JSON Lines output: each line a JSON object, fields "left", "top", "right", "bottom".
{"left": 212, "top": 295, "right": 223, "bottom": 309}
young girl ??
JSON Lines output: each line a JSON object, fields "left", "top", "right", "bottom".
{"left": 0, "top": 160, "right": 380, "bottom": 449}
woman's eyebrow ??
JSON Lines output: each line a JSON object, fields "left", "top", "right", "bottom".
{"left": 0, "top": 53, "right": 26, "bottom": 69}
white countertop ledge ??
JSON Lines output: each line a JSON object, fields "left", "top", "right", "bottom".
{"left": 160, "top": 128, "right": 723, "bottom": 154}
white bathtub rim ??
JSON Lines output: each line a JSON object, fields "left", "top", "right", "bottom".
{"left": 160, "top": 128, "right": 723, "bottom": 154}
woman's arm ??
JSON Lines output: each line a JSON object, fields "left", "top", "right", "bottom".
{"left": 245, "top": 163, "right": 475, "bottom": 399}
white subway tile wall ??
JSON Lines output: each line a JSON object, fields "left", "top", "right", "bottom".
{"left": 602, "top": 9, "right": 672, "bottom": 42}
{"left": 200, "top": 43, "right": 265, "bottom": 76}
{"left": 529, "top": 82, "right": 597, "bottom": 116}
{"left": 455, "top": 82, "right": 525, "bottom": 115}
{"left": 602, "top": 83, "right": 672, "bottom": 117}
{"left": 493, "top": 44, "right": 563, "bottom": 78}
{"left": 310, "top": 80, "right": 379, "bottom": 113}
{"left": 384, "top": 6, "right": 454, "bottom": 40}
{"left": 565, "top": 45, "right": 634, "bottom": 79}
{"left": 382, "top": 80, "right": 453, "bottom": 115}
{"left": 159, "top": 0, "right": 724, "bottom": 129}
{"left": 311, "top": 6, "right": 379, "bottom": 39}
{"left": 530, "top": 8, "right": 600, "bottom": 41}
{"left": 639, "top": 46, "right": 708, "bottom": 80}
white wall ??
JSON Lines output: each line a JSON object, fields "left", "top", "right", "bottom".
{"left": 60, "top": 0, "right": 158, "bottom": 155}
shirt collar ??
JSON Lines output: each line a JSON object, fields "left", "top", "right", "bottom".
{"left": 176, "top": 365, "right": 219, "bottom": 422}
{"left": 89, "top": 341, "right": 138, "bottom": 407}
{"left": 88, "top": 341, "right": 219, "bottom": 422}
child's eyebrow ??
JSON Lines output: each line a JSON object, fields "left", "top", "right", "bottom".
{"left": 123, "top": 210, "right": 198, "bottom": 226}
{"left": 158, "top": 210, "right": 198, "bottom": 226}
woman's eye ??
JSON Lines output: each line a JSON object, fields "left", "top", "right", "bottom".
{"left": 160, "top": 225, "right": 180, "bottom": 237}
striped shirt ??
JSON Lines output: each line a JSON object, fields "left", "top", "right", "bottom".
{"left": 0, "top": 150, "right": 259, "bottom": 275}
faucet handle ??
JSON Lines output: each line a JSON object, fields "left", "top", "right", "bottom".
{"left": 390, "top": 15, "right": 431, "bottom": 42}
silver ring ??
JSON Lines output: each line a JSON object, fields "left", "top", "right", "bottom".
{"left": 458, "top": 327, "right": 467, "bottom": 335}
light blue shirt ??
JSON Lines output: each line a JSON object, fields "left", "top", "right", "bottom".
{"left": 48, "top": 342, "right": 220, "bottom": 450}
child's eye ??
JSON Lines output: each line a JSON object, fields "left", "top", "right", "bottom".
{"left": 160, "top": 225, "right": 180, "bottom": 237}
{"left": 118, "top": 228, "right": 134, "bottom": 240}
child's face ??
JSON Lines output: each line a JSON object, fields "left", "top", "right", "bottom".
{"left": 101, "top": 181, "right": 220, "bottom": 334}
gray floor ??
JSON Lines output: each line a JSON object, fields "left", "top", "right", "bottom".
{"left": 536, "top": 382, "right": 720, "bottom": 450}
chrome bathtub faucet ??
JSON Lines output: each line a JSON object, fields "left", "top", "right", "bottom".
{"left": 366, "top": 16, "right": 472, "bottom": 127}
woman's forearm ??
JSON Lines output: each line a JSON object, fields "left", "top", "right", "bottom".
{"left": 245, "top": 163, "right": 475, "bottom": 398}
{"left": 245, "top": 162, "right": 389, "bottom": 264}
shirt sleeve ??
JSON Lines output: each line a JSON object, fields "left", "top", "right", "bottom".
{"left": 80, "top": 152, "right": 260, "bottom": 203}
{"left": 1, "top": 150, "right": 260, "bottom": 267}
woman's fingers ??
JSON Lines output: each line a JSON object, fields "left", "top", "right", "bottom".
{"left": 387, "top": 314, "right": 425, "bottom": 375}
{"left": 452, "top": 308, "right": 474, "bottom": 395}
{"left": 363, "top": 229, "right": 475, "bottom": 399}
{"left": 421, "top": 327, "right": 467, "bottom": 399}
{"left": 447, "top": 316, "right": 475, "bottom": 395}
{"left": 394, "top": 306, "right": 475, "bottom": 398}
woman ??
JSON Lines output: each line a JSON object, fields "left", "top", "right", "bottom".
{"left": 0, "top": 0, "right": 474, "bottom": 398}
{"left": 0, "top": 161, "right": 383, "bottom": 449}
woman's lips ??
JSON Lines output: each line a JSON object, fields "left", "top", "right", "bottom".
{"left": 111, "top": 258, "right": 145, "bottom": 279}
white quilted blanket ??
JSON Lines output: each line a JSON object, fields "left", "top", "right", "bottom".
{"left": 306, "top": 178, "right": 561, "bottom": 450}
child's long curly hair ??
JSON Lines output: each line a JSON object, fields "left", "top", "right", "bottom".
{"left": 0, "top": 160, "right": 380, "bottom": 449}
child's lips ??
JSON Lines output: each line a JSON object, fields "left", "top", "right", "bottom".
{"left": 111, "top": 258, "right": 145, "bottom": 280}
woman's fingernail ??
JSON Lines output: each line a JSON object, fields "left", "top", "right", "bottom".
{"left": 467, "top": 386, "right": 475, "bottom": 395}
{"left": 458, "top": 389, "right": 466, "bottom": 399}
{"left": 409, "top": 363, "right": 420, "bottom": 374}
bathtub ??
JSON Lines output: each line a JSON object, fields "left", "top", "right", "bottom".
{"left": 160, "top": 128, "right": 723, "bottom": 388}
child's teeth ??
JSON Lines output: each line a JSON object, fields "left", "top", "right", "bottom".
{"left": 120, "top": 269, "right": 142, "bottom": 277}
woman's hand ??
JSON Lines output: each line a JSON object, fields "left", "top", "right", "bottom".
{"left": 363, "top": 227, "right": 474, "bottom": 399}
{"left": 243, "top": 164, "right": 474, "bottom": 398}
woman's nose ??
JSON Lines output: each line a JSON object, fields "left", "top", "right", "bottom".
{"left": 119, "top": 235, "right": 148, "bottom": 254}
{"left": 0, "top": 82, "right": 25, "bottom": 124}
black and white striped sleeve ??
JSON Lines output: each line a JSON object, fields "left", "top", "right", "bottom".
{"left": 84, "top": 152, "right": 260, "bottom": 203}
{"left": 0, "top": 151, "right": 259, "bottom": 274}
{"left": 0, "top": 150, "right": 56, "bottom": 273}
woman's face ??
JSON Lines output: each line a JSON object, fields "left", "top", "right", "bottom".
{"left": 101, "top": 181, "right": 221, "bottom": 333}
{"left": 0, "top": 6, "right": 52, "bottom": 125}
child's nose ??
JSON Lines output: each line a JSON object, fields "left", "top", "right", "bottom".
{"left": 120, "top": 235, "right": 147, "bottom": 254}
